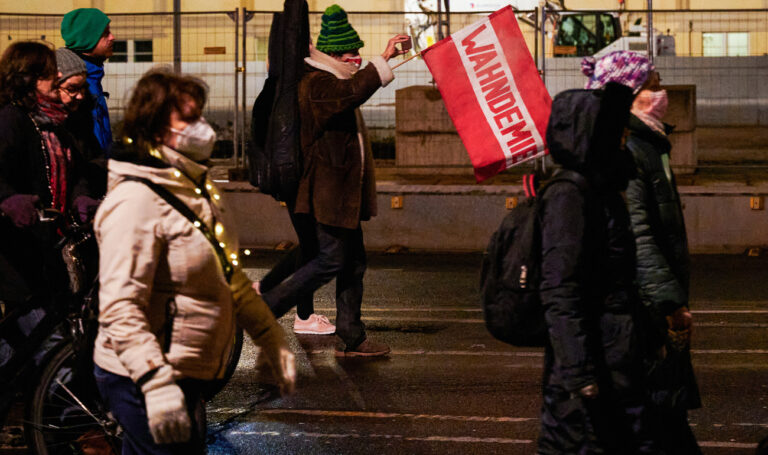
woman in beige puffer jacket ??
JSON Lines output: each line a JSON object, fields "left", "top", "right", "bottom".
{"left": 93, "top": 70, "right": 295, "bottom": 454}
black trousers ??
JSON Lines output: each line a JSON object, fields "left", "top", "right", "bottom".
{"left": 262, "top": 220, "right": 367, "bottom": 349}
{"left": 258, "top": 208, "right": 318, "bottom": 320}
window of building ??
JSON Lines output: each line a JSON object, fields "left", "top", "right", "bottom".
{"left": 109, "top": 40, "right": 128, "bottom": 63}
{"left": 703, "top": 32, "right": 749, "bottom": 56}
{"left": 108, "top": 40, "right": 153, "bottom": 63}
{"left": 134, "top": 40, "right": 153, "bottom": 62}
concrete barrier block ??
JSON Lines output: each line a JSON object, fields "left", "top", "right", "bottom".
{"left": 396, "top": 133, "right": 471, "bottom": 166}
{"left": 669, "top": 130, "right": 698, "bottom": 174}
{"left": 395, "top": 86, "right": 456, "bottom": 133}
{"left": 663, "top": 85, "right": 696, "bottom": 132}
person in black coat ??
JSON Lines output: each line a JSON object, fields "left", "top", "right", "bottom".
{"left": 0, "top": 42, "right": 98, "bottom": 312}
{"left": 625, "top": 69, "right": 702, "bottom": 454}
{"left": 537, "top": 72, "right": 657, "bottom": 452}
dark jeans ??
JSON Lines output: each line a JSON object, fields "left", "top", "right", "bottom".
{"left": 262, "top": 221, "right": 367, "bottom": 349}
{"left": 259, "top": 209, "right": 317, "bottom": 320}
{"left": 94, "top": 365, "right": 208, "bottom": 455}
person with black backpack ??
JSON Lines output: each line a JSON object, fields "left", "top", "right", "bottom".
{"left": 536, "top": 55, "right": 659, "bottom": 453}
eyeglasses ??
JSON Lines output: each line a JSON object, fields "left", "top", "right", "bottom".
{"left": 58, "top": 84, "right": 86, "bottom": 97}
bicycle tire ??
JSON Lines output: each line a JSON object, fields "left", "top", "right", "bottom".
{"left": 24, "top": 341, "right": 122, "bottom": 455}
{"left": 203, "top": 325, "right": 245, "bottom": 401}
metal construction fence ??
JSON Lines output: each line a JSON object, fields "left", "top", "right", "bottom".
{"left": 2, "top": 8, "right": 767, "bottom": 165}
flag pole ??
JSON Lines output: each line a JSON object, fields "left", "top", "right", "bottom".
{"left": 392, "top": 52, "right": 422, "bottom": 70}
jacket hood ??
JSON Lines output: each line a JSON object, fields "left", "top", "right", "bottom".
{"left": 546, "top": 83, "right": 636, "bottom": 190}
{"left": 546, "top": 89, "right": 602, "bottom": 171}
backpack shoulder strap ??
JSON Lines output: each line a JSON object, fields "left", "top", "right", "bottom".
{"left": 121, "top": 175, "right": 234, "bottom": 283}
{"left": 538, "top": 169, "right": 589, "bottom": 198}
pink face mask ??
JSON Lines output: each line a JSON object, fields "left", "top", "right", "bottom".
{"left": 643, "top": 89, "right": 668, "bottom": 120}
{"left": 343, "top": 56, "right": 362, "bottom": 68}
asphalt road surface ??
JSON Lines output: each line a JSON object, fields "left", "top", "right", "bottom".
{"left": 203, "top": 252, "right": 768, "bottom": 455}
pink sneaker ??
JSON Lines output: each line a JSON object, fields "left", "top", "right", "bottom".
{"left": 293, "top": 314, "right": 336, "bottom": 335}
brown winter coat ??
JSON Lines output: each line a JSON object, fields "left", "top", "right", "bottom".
{"left": 293, "top": 51, "right": 394, "bottom": 229}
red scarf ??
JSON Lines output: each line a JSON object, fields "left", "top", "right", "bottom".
{"left": 35, "top": 94, "right": 72, "bottom": 213}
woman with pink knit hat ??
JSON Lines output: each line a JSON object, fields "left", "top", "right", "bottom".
{"left": 583, "top": 50, "right": 702, "bottom": 454}
{"left": 586, "top": 53, "right": 701, "bottom": 454}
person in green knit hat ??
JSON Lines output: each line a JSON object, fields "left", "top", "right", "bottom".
{"left": 258, "top": 4, "right": 410, "bottom": 357}
{"left": 60, "top": 8, "right": 115, "bottom": 158}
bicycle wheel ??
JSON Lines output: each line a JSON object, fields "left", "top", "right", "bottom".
{"left": 203, "top": 325, "right": 244, "bottom": 401}
{"left": 24, "top": 341, "right": 122, "bottom": 455}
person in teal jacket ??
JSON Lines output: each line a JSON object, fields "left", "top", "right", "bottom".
{"left": 60, "top": 8, "right": 115, "bottom": 156}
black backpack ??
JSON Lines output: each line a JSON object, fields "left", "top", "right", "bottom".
{"left": 247, "top": 0, "right": 309, "bottom": 203}
{"left": 480, "top": 170, "right": 588, "bottom": 347}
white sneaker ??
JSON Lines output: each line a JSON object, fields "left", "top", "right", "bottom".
{"left": 293, "top": 314, "right": 336, "bottom": 335}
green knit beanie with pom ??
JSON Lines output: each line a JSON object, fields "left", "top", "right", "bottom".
{"left": 315, "top": 4, "right": 364, "bottom": 54}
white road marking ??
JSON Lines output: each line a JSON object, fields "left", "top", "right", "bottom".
{"left": 299, "top": 348, "right": 768, "bottom": 357}
{"left": 312, "top": 307, "right": 768, "bottom": 314}
{"left": 697, "top": 323, "right": 768, "bottom": 328}
{"left": 305, "top": 349, "right": 544, "bottom": 357}
{"left": 257, "top": 409, "right": 536, "bottom": 423}
{"left": 219, "top": 428, "right": 756, "bottom": 449}
{"left": 302, "top": 314, "right": 768, "bottom": 329}
{"left": 226, "top": 430, "right": 533, "bottom": 444}
{"left": 692, "top": 349, "right": 768, "bottom": 354}
{"left": 699, "top": 441, "right": 758, "bottom": 449}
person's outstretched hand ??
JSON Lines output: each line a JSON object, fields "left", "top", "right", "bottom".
{"left": 382, "top": 35, "right": 412, "bottom": 61}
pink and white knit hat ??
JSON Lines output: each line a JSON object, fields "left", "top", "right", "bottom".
{"left": 582, "top": 51, "right": 655, "bottom": 93}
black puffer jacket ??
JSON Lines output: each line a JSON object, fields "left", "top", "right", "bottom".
{"left": 625, "top": 115, "right": 689, "bottom": 315}
{"left": 625, "top": 114, "right": 701, "bottom": 412}
{"left": 537, "top": 84, "right": 655, "bottom": 454}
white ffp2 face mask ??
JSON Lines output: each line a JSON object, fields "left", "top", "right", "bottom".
{"left": 171, "top": 117, "right": 217, "bottom": 162}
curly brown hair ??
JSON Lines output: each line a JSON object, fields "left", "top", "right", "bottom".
{"left": 121, "top": 67, "right": 208, "bottom": 157}
{"left": 0, "top": 41, "right": 57, "bottom": 110}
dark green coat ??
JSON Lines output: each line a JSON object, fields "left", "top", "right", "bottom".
{"left": 625, "top": 114, "right": 701, "bottom": 411}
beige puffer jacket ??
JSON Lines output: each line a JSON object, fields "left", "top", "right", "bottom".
{"left": 93, "top": 146, "right": 282, "bottom": 383}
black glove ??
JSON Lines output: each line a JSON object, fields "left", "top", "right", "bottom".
{"left": 72, "top": 195, "right": 100, "bottom": 223}
{"left": 0, "top": 194, "right": 40, "bottom": 228}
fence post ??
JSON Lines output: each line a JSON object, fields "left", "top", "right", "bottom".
{"left": 534, "top": 7, "right": 539, "bottom": 73}
{"left": 233, "top": 8, "right": 240, "bottom": 168}
{"left": 242, "top": 8, "right": 254, "bottom": 170}
{"left": 173, "top": 0, "right": 181, "bottom": 74}
{"left": 647, "top": 0, "right": 654, "bottom": 62}
{"left": 540, "top": 3, "right": 546, "bottom": 85}
{"left": 444, "top": 0, "right": 450, "bottom": 37}
{"left": 437, "top": 0, "right": 443, "bottom": 41}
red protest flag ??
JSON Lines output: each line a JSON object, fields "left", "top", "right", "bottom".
{"left": 422, "top": 6, "right": 551, "bottom": 182}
